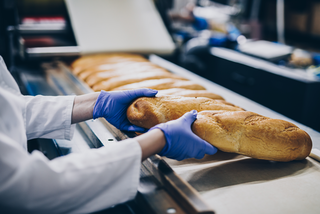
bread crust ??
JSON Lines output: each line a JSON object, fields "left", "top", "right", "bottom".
{"left": 192, "top": 111, "right": 312, "bottom": 162}
{"left": 112, "top": 78, "right": 206, "bottom": 91}
{"left": 127, "top": 96, "right": 244, "bottom": 128}
{"left": 157, "top": 88, "right": 225, "bottom": 100}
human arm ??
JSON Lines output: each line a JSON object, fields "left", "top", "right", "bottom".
{"left": 25, "top": 88, "right": 216, "bottom": 161}
{"left": 24, "top": 88, "right": 157, "bottom": 140}
{"left": 135, "top": 128, "right": 166, "bottom": 161}
{"left": 1, "top": 82, "right": 142, "bottom": 213}
{"left": 71, "top": 92, "right": 99, "bottom": 124}
{"left": 71, "top": 92, "right": 216, "bottom": 161}
{"left": 72, "top": 92, "right": 217, "bottom": 161}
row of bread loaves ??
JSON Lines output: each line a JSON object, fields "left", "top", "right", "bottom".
{"left": 71, "top": 53, "right": 312, "bottom": 162}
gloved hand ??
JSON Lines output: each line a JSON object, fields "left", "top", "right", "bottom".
{"left": 93, "top": 89, "right": 158, "bottom": 132}
{"left": 149, "top": 110, "right": 217, "bottom": 161}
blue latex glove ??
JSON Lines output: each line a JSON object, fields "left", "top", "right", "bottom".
{"left": 149, "top": 110, "right": 217, "bottom": 161}
{"left": 93, "top": 89, "right": 158, "bottom": 132}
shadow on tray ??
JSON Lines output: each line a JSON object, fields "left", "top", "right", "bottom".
{"left": 164, "top": 151, "right": 315, "bottom": 191}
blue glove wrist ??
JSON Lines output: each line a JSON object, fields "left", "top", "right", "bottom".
{"left": 149, "top": 125, "right": 171, "bottom": 156}
{"left": 93, "top": 91, "right": 110, "bottom": 119}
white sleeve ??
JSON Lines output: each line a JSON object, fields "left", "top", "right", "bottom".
{"left": 23, "top": 95, "right": 76, "bottom": 140}
{"left": 0, "top": 135, "right": 142, "bottom": 214}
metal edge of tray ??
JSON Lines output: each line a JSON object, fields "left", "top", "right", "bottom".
{"left": 145, "top": 156, "right": 215, "bottom": 214}
{"left": 46, "top": 60, "right": 214, "bottom": 214}
{"left": 26, "top": 46, "right": 81, "bottom": 58}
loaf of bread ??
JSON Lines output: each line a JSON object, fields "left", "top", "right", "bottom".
{"left": 92, "top": 72, "right": 187, "bottom": 91}
{"left": 72, "top": 54, "right": 118, "bottom": 74}
{"left": 192, "top": 110, "right": 312, "bottom": 162}
{"left": 79, "top": 61, "right": 156, "bottom": 81}
{"left": 127, "top": 96, "right": 244, "bottom": 128}
{"left": 86, "top": 67, "right": 168, "bottom": 87}
{"left": 78, "top": 61, "right": 139, "bottom": 81}
{"left": 112, "top": 78, "right": 206, "bottom": 91}
{"left": 72, "top": 53, "right": 148, "bottom": 75}
{"left": 157, "top": 88, "right": 225, "bottom": 100}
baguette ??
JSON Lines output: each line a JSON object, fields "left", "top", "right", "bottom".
{"left": 86, "top": 67, "right": 168, "bottom": 87}
{"left": 112, "top": 78, "right": 206, "bottom": 91}
{"left": 192, "top": 110, "right": 312, "bottom": 162}
{"left": 157, "top": 88, "right": 225, "bottom": 100}
{"left": 79, "top": 61, "right": 157, "bottom": 81}
{"left": 92, "top": 72, "right": 187, "bottom": 91}
{"left": 72, "top": 54, "right": 147, "bottom": 75}
{"left": 127, "top": 96, "right": 244, "bottom": 128}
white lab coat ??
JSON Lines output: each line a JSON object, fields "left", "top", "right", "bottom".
{"left": 0, "top": 56, "right": 142, "bottom": 214}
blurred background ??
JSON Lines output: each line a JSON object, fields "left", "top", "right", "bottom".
{"left": 0, "top": 0, "right": 320, "bottom": 132}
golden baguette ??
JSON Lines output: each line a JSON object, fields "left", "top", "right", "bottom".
{"left": 127, "top": 96, "right": 244, "bottom": 129}
{"left": 72, "top": 54, "right": 147, "bottom": 75}
{"left": 86, "top": 67, "right": 168, "bottom": 87}
{"left": 79, "top": 61, "right": 157, "bottom": 81}
{"left": 92, "top": 72, "right": 187, "bottom": 91}
{"left": 192, "top": 110, "right": 312, "bottom": 162}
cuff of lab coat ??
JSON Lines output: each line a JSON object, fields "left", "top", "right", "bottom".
{"left": 64, "top": 96, "right": 76, "bottom": 140}
{"left": 76, "top": 139, "right": 142, "bottom": 213}
{"left": 103, "top": 138, "right": 142, "bottom": 203}
{"left": 24, "top": 95, "right": 76, "bottom": 140}
{"left": 124, "top": 139, "right": 141, "bottom": 201}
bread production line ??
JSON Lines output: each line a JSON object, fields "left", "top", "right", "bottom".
{"left": 13, "top": 53, "right": 320, "bottom": 214}
{"left": 4, "top": 0, "right": 320, "bottom": 213}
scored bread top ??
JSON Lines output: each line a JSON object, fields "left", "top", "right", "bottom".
{"left": 192, "top": 110, "right": 312, "bottom": 162}
{"left": 127, "top": 96, "right": 244, "bottom": 129}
